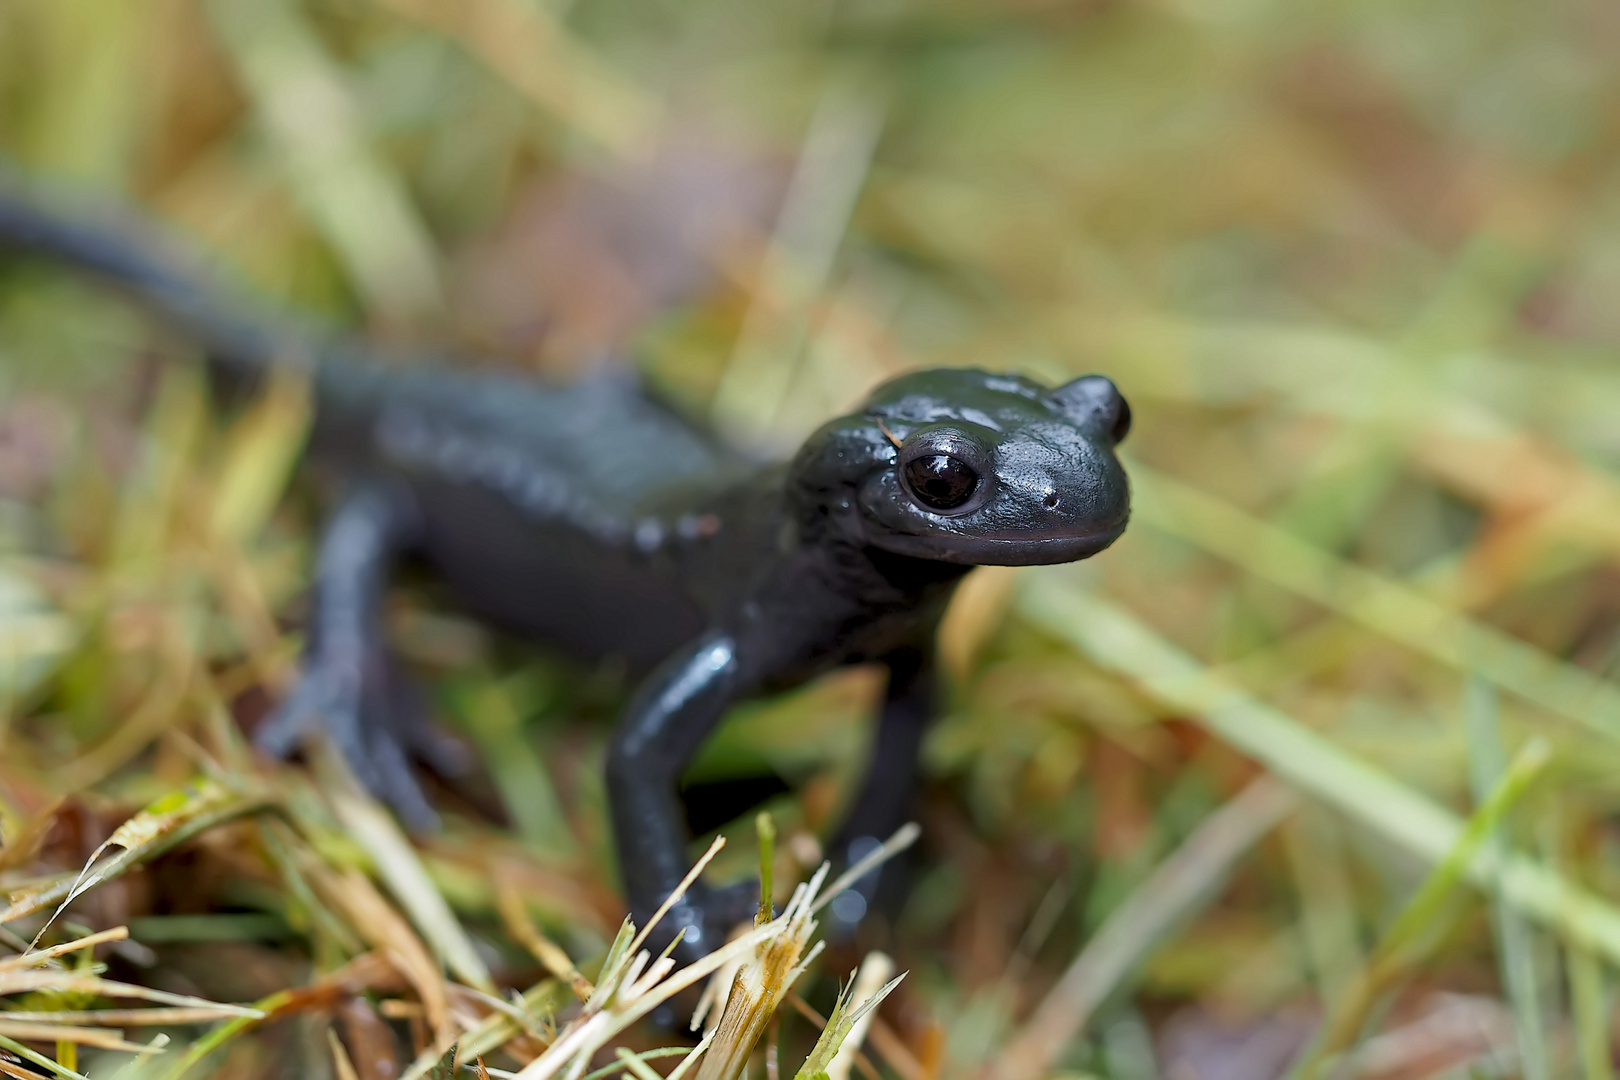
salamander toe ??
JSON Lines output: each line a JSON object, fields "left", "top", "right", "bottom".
{"left": 254, "top": 647, "right": 447, "bottom": 834}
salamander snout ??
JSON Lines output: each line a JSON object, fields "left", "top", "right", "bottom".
{"left": 1047, "top": 374, "right": 1131, "bottom": 445}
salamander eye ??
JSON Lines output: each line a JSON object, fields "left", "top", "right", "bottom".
{"left": 903, "top": 454, "right": 980, "bottom": 511}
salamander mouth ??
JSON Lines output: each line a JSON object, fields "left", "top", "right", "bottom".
{"left": 878, "top": 520, "right": 1128, "bottom": 566}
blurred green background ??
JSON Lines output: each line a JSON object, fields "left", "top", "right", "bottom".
{"left": 5, "top": 0, "right": 1620, "bottom": 1077}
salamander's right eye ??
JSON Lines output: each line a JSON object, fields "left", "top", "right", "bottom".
{"left": 890, "top": 422, "right": 995, "bottom": 516}
{"left": 903, "top": 454, "right": 980, "bottom": 511}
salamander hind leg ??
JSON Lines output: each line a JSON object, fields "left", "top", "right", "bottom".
{"left": 256, "top": 481, "right": 469, "bottom": 831}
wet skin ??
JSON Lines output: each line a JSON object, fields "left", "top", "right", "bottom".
{"left": 0, "top": 189, "right": 1132, "bottom": 959}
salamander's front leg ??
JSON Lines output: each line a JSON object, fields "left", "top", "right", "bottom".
{"left": 827, "top": 643, "right": 936, "bottom": 937}
{"left": 607, "top": 631, "right": 761, "bottom": 960}
{"left": 256, "top": 481, "right": 465, "bottom": 831}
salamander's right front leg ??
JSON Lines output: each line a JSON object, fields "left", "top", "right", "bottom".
{"left": 607, "top": 631, "right": 761, "bottom": 961}
{"left": 256, "top": 481, "right": 464, "bottom": 831}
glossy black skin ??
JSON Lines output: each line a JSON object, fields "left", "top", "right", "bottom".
{"left": 0, "top": 189, "right": 1132, "bottom": 958}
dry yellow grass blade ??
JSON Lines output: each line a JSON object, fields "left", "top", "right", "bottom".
{"left": 3, "top": 0, "right": 146, "bottom": 181}
{"left": 317, "top": 742, "right": 495, "bottom": 992}
{"left": 937, "top": 566, "right": 1021, "bottom": 679}
{"left": 204, "top": 0, "right": 445, "bottom": 323}
{"left": 373, "top": 0, "right": 660, "bottom": 158}
{"left": 693, "top": 868, "right": 829, "bottom": 1080}
{"left": 322, "top": 866, "right": 455, "bottom": 1045}
{"left": 0, "top": 1022, "right": 149, "bottom": 1053}
{"left": 990, "top": 778, "right": 1297, "bottom": 1080}
{"left": 0, "top": 780, "right": 268, "bottom": 931}
{"left": 207, "top": 364, "right": 311, "bottom": 546}
{"left": 625, "top": 834, "right": 727, "bottom": 961}
{"left": 0, "top": 971, "right": 262, "bottom": 1016}
{"left": 328, "top": 1027, "right": 363, "bottom": 1080}
{"left": 396, "top": 977, "right": 565, "bottom": 1080}
{"left": 495, "top": 824, "right": 917, "bottom": 1080}
{"left": 0, "top": 1009, "right": 258, "bottom": 1027}
{"left": 509, "top": 922, "right": 786, "bottom": 1080}
{"left": 495, "top": 881, "right": 594, "bottom": 1004}
{"left": 0, "top": 925, "right": 127, "bottom": 971}
{"left": 708, "top": 82, "right": 887, "bottom": 447}
{"left": 199, "top": 552, "right": 300, "bottom": 700}
{"left": 809, "top": 823, "right": 920, "bottom": 916}
{"left": 106, "top": 365, "right": 209, "bottom": 575}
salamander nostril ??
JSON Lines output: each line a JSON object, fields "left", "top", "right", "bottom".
{"left": 1043, "top": 491, "right": 1061, "bottom": 510}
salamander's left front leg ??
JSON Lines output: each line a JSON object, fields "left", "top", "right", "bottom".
{"left": 606, "top": 631, "right": 761, "bottom": 960}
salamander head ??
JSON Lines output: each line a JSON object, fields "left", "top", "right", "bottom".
{"left": 791, "top": 368, "right": 1131, "bottom": 565}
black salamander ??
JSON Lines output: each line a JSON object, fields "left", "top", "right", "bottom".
{"left": 0, "top": 188, "right": 1131, "bottom": 958}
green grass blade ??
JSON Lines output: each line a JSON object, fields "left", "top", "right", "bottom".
{"left": 1129, "top": 462, "right": 1620, "bottom": 745}
{"left": 1017, "top": 578, "right": 1620, "bottom": 965}
{"left": 1464, "top": 677, "right": 1549, "bottom": 1080}
{"left": 1287, "top": 736, "right": 1551, "bottom": 1078}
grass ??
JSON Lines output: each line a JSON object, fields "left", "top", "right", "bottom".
{"left": 6, "top": 0, "right": 1620, "bottom": 1076}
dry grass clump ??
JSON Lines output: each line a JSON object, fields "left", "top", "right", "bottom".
{"left": 1, "top": 758, "right": 914, "bottom": 1080}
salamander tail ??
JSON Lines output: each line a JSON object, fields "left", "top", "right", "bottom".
{"left": 0, "top": 179, "right": 296, "bottom": 380}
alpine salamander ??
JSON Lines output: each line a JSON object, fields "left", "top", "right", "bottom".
{"left": 0, "top": 187, "right": 1132, "bottom": 959}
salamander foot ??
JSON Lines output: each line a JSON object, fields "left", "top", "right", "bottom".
{"left": 256, "top": 648, "right": 471, "bottom": 833}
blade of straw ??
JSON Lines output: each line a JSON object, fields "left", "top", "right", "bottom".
{"left": 627, "top": 835, "right": 727, "bottom": 958}
{"left": 992, "top": 778, "right": 1296, "bottom": 1080}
